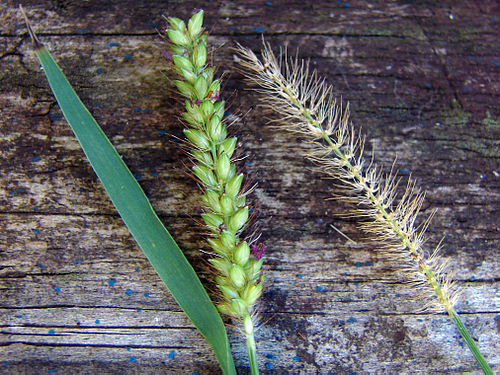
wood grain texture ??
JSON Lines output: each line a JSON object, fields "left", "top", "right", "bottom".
{"left": 0, "top": 1, "right": 498, "bottom": 373}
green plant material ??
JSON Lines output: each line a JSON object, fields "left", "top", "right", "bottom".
{"left": 236, "top": 42, "right": 493, "bottom": 375}
{"left": 167, "top": 10, "right": 266, "bottom": 374}
{"left": 21, "top": 7, "right": 235, "bottom": 375}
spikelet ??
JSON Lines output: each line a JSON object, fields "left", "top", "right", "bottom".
{"left": 167, "top": 12, "right": 265, "bottom": 373}
{"left": 236, "top": 41, "right": 460, "bottom": 314}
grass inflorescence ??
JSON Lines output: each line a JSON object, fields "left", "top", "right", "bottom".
{"left": 235, "top": 41, "right": 492, "bottom": 374}
{"left": 166, "top": 11, "right": 265, "bottom": 374}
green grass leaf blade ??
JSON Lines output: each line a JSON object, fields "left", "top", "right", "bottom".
{"left": 33, "top": 46, "right": 236, "bottom": 375}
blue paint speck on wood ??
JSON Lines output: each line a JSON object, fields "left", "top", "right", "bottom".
{"left": 296, "top": 273, "right": 303, "bottom": 278}
{"left": 137, "top": 308, "right": 142, "bottom": 312}
{"left": 52, "top": 286, "right": 61, "bottom": 293}
{"left": 265, "top": 1, "right": 272, "bottom": 5}
{"left": 129, "top": 356, "right": 137, "bottom": 363}
{"left": 158, "top": 130, "right": 166, "bottom": 135}
{"left": 395, "top": 293, "right": 401, "bottom": 297}
{"left": 265, "top": 363, "right": 272, "bottom": 369}
{"left": 123, "top": 54, "right": 133, "bottom": 59}
{"left": 48, "top": 370, "right": 56, "bottom": 374}
{"left": 125, "top": 289, "right": 133, "bottom": 295}
{"left": 293, "top": 356, "right": 301, "bottom": 361}
{"left": 77, "top": 28, "right": 88, "bottom": 34}
{"left": 108, "top": 279, "right": 117, "bottom": 286}
{"left": 355, "top": 261, "right": 373, "bottom": 267}
{"left": 32, "top": 156, "right": 41, "bottom": 162}
{"left": 493, "top": 60, "right": 500, "bottom": 66}
{"left": 32, "top": 229, "right": 40, "bottom": 234}
{"left": 48, "top": 329, "right": 55, "bottom": 335}
{"left": 15, "top": 314, "right": 24, "bottom": 318}
{"left": 107, "top": 42, "right": 120, "bottom": 47}
{"left": 150, "top": 172, "right": 159, "bottom": 177}
{"left": 316, "top": 285, "right": 324, "bottom": 292}
{"left": 168, "top": 350, "right": 175, "bottom": 359}
{"left": 347, "top": 317, "right": 357, "bottom": 323}
{"left": 266, "top": 354, "right": 275, "bottom": 359}
{"left": 37, "top": 263, "right": 47, "bottom": 269}
{"left": 133, "top": 173, "right": 141, "bottom": 180}
{"left": 144, "top": 292, "right": 150, "bottom": 297}
{"left": 96, "top": 67, "right": 104, "bottom": 74}
{"left": 1, "top": 360, "right": 10, "bottom": 364}
{"left": 95, "top": 319, "right": 100, "bottom": 324}
{"left": 126, "top": 347, "right": 131, "bottom": 351}
{"left": 249, "top": 27, "right": 265, "bottom": 33}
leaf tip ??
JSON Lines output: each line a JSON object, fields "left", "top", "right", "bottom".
{"left": 19, "top": 5, "right": 43, "bottom": 50}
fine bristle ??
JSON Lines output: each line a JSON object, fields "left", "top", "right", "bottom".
{"left": 236, "top": 41, "right": 460, "bottom": 314}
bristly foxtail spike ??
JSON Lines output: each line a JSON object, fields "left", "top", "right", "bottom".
{"left": 235, "top": 40, "right": 492, "bottom": 374}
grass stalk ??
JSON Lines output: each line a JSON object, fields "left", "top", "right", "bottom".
{"left": 166, "top": 11, "right": 265, "bottom": 373}
{"left": 236, "top": 41, "right": 492, "bottom": 374}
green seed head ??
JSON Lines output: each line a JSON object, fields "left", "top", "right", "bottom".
{"left": 167, "top": 29, "right": 189, "bottom": 46}
{"left": 192, "top": 150, "right": 213, "bottom": 167}
{"left": 208, "top": 115, "right": 222, "bottom": 141}
{"left": 194, "top": 41, "right": 207, "bottom": 69}
{"left": 193, "top": 165, "right": 217, "bottom": 187}
{"left": 168, "top": 17, "right": 186, "bottom": 32}
{"left": 229, "top": 264, "right": 246, "bottom": 289}
{"left": 216, "top": 153, "right": 231, "bottom": 182}
{"left": 218, "top": 284, "right": 239, "bottom": 300}
{"left": 172, "top": 55, "right": 194, "bottom": 72}
{"left": 242, "top": 283, "right": 263, "bottom": 307}
{"left": 187, "top": 10, "right": 204, "bottom": 38}
{"left": 168, "top": 12, "right": 265, "bottom": 325}
{"left": 184, "top": 129, "right": 209, "bottom": 150}
{"left": 180, "top": 67, "right": 197, "bottom": 83}
{"left": 214, "top": 100, "right": 225, "bottom": 118}
{"left": 201, "top": 100, "right": 214, "bottom": 120}
{"left": 219, "top": 194, "right": 234, "bottom": 216}
{"left": 173, "top": 80, "right": 194, "bottom": 99}
{"left": 205, "top": 190, "right": 222, "bottom": 211}
{"left": 233, "top": 241, "right": 250, "bottom": 266}
{"left": 202, "top": 212, "right": 223, "bottom": 229}
{"left": 221, "top": 230, "right": 236, "bottom": 248}
{"left": 228, "top": 206, "right": 249, "bottom": 233}
{"left": 207, "top": 238, "right": 227, "bottom": 257}
{"left": 209, "top": 258, "right": 231, "bottom": 276}
{"left": 231, "top": 298, "right": 248, "bottom": 316}
{"left": 194, "top": 76, "right": 208, "bottom": 100}
{"left": 221, "top": 137, "right": 237, "bottom": 158}
{"left": 225, "top": 173, "right": 243, "bottom": 197}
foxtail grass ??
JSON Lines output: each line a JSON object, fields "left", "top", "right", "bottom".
{"left": 166, "top": 11, "right": 265, "bottom": 374}
{"left": 236, "top": 41, "right": 492, "bottom": 374}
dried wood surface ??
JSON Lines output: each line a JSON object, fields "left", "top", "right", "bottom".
{"left": 0, "top": 1, "right": 499, "bottom": 374}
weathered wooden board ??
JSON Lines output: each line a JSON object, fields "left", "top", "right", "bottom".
{"left": 0, "top": 0, "right": 498, "bottom": 374}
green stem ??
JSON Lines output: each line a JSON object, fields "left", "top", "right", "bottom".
{"left": 449, "top": 308, "right": 492, "bottom": 374}
{"left": 246, "top": 329, "right": 259, "bottom": 375}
